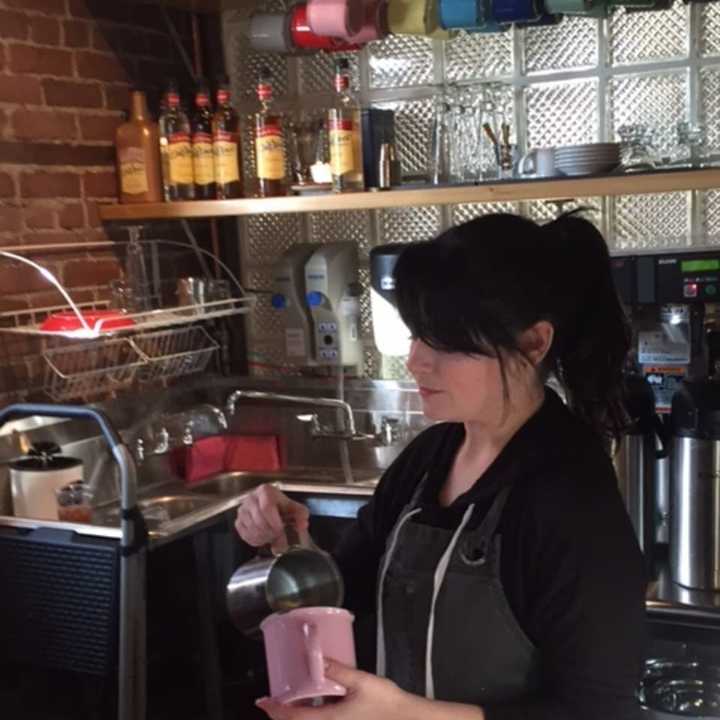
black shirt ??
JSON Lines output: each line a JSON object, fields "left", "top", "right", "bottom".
{"left": 334, "top": 389, "right": 647, "bottom": 720}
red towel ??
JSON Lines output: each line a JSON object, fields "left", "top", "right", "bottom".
{"left": 175, "top": 434, "right": 281, "bottom": 486}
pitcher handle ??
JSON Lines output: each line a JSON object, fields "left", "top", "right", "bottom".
{"left": 302, "top": 621, "right": 325, "bottom": 688}
{"left": 518, "top": 149, "right": 536, "bottom": 176}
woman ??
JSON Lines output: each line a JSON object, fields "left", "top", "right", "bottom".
{"left": 236, "top": 212, "right": 647, "bottom": 720}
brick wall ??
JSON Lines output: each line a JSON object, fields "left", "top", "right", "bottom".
{"left": 0, "top": 0, "right": 195, "bottom": 402}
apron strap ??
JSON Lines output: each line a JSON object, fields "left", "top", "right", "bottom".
{"left": 425, "top": 502, "right": 476, "bottom": 700}
{"left": 460, "top": 484, "right": 513, "bottom": 565}
{"left": 376, "top": 506, "right": 423, "bottom": 678}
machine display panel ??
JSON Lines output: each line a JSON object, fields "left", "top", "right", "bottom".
{"left": 681, "top": 259, "right": 720, "bottom": 273}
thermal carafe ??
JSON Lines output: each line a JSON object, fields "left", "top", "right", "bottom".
{"left": 670, "top": 380, "right": 720, "bottom": 590}
{"left": 615, "top": 374, "right": 667, "bottom": 576}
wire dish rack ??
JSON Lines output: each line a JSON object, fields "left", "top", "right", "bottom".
{"left": 0, "top": 239, "right": 253, "bottom": 402}
{"left": 43, "top": 326, "right": 219, "bottom": 401}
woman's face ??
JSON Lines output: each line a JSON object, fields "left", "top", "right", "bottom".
{"left": 406, "top": 326, "right": 552, "bottom": 427}
{"left": 406, "top": 339, "right": 509, "bottom": 425}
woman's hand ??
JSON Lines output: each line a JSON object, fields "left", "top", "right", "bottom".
{"left": 234, "top": 484, "right": 310, "bottom": 549}
{"left": 256, "top": 661, "right": 415, "bottom": 720}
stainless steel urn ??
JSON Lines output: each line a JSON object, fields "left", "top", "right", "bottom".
{"left": 670, "top": 380, "right": 720, "bottom": 590}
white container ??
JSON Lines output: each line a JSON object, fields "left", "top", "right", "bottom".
{"left": 10, "top": 445, "right": 83, "bottom": 520}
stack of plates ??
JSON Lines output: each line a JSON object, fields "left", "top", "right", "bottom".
{"left": 554, "top": 143, "right": 621, "bottom": 176}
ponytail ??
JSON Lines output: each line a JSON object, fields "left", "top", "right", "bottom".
{"left": 541, "top": 212, "right": 630, "bottom": 444}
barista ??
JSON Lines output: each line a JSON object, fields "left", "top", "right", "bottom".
{"left": 236, "top": 212, "right": 646, "bottom": 720}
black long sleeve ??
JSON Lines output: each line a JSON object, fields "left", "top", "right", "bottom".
{"left": 333, "top": 390, "right": 647, "bottom": 719}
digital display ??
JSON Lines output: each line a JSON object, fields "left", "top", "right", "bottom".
{"left": 681, "top": 259, "right": 720, "bottom": 273}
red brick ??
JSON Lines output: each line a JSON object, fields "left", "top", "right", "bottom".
{"left": 9, "top": 44, "right": 73, "bottom": 77}
{"left": 0, "top": 295, "right": 29, "bottom": 314}
{"left": 30, "top": 17, "right": 61, "bottom": 46}
{"left": 0, "top": 263, "right": 58, "bottom": 294}
{"left": 86, "top": 201, "right": 102, "bottom": 228}
{"left": 58, "top": 203, "right": 85, "bottom": 229}
{"left": 78, "top": 113, "right": 123, "bottom": 143}
{"left": 23, "top": 232, "right": 83, "bottom": 246}
{"left": 63, "top": 20, "right": 89, "bottom": 48}
{"left": 63, "top": 257, "right": 121, "bottom": 287}
{"left": 0, "top": 75, "right": 43, "bottom": 105}
{"left": 0, "top": 173, "right": 15, "bottom": 198}
{"left": 82, "top": 170, "right": 117, "bottom": 199}
{"left": 43, "top": 79, "right": 102, "bottom": 109}
{"left": 68, "top": 1, "right": 131, "bottom": 23}
{"left": 25, "top": 204, "right": 58, "bottom": 230}
{"left": 104, "top": 83, "right": 130, "bottom": 111}
{"left": 0, "top": 206, "right": 22, "bottom": 233}
{"left": 21, "top": 172, "right": 81, "bottom": 199}
{"left": 76, "top": 50, "right": 129, "bottom": 83}
{"left": 0, "top": 10, "right": 29, "bottom": 41}
{"left": 12, "top": 110, "right": 77, "bottom": 142}
{"left": 4, "top": 0, "right": 67, "bottom": 15}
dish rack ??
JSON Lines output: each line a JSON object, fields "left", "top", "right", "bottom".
{"left": 0, "top": 240, "right": 256, "bottom": 401}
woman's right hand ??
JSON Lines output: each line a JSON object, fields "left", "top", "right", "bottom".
{"left": 234, "top": 484, "right": 310, "bottom": 549}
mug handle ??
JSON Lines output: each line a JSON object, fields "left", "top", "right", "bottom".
{"left": 302, "top": 621, "right": 325, "bottom": 688}
{"left": 517, "top": 149, "right": 537, "bottom": 175}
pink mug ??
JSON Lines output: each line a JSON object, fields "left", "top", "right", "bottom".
{"left": 260, "top": 607, "right": 356, "bottom": 705}
{"left": 347, "top": 0, "right": 389, "bottom": 43}
{"left": 306, "top": 0, "right": 364, "bottom": 39}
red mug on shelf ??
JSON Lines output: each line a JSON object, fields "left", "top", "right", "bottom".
{"left": 290, "top": 3, "right": 362, "bottom": 51}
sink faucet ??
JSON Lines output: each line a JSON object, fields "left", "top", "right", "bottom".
{"left": 226, "top": 389, "right": 374, "bottom": 441}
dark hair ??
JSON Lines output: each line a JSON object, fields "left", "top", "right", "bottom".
{"left": 393, "top": 211, "right": 630, "bottom": 444}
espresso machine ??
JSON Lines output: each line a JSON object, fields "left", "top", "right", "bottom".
{"left": 613, "top": 249, "right": 720, "bottom": 593}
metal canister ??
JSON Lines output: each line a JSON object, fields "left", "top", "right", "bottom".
{"left": 670, "top": 381, "right": 720, "bottom": 590}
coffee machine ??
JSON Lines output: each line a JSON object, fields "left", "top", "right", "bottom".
{"left": 613, "top": 249, "right": 720, "bottom": 593}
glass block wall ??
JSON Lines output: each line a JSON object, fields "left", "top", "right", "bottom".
{"left": 222, "top": 3, "right": 720, "bottom": 378}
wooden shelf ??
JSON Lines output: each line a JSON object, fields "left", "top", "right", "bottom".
{"left": 98, "top": 168, "right": 720, "bottom": 222}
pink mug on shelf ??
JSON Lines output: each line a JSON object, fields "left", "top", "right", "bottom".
{"left": 260, "top": 607, "right": 356, "bottom": 705}
{"left": 306, "top": 0, "right": 364, "bottom": 39}
{"left": 347, "top": 0, "right": 389, "bottom": 43}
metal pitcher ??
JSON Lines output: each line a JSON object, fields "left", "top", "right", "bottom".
{"left": 226, "top": 525, "right": 344, "bottom": 635}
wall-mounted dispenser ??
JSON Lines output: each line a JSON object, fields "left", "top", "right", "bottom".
{"left": 304, "top": 243, "right": 361, "bottom": 367}
{"left": 369, "top": 244, "right": 411, "bottom": 357}
{"left": 271, "top": 243, "right": 320, "bottom": 365}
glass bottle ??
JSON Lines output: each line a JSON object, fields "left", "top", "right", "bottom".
{"left": 159, "top": 81, "right": 195, "bottom": 201}
{"left": 254, "top": 67, "right": 287, "bottom": 198}
{"left": 328, "top": 58, "right": 364, "bottom": 193}
{"left": 191, "top": 80, "right": 216, "bottom": 200}
{"left": 212, "top": 76, "right": 243, "bottom": 199}
{"left": 115, "top": 90, "right": 163, "bottom": 204}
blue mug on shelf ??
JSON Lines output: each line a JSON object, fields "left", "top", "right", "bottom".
{"left": 439, "top": 0, "right": 484, "bottom": 28}
{"left": 491, "top": 0, "right": 541, "bottom": 23}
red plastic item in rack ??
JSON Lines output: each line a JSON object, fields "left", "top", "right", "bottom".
{"left": 290, "top": 3, "right": 362, "bottom": 51}
{"left": 40, "top": 310, "right": 136, "bottom": 333}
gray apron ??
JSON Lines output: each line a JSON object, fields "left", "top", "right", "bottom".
{"left": 376, "top": 473, "right": 540, "bottom": 705}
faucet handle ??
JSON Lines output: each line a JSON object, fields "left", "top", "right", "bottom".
{"left": 376, "top": 416, "right": 402, "bottom": 446}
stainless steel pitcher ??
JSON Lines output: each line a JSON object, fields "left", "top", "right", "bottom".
{"left": 226, "top": 525, "right": 344, "bottom": 635}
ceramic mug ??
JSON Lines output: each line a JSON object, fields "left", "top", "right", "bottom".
{"left": 306, "top": 0, "right": 365, "bottom": 39}
{"left": 261, "top": 607, "right": 357, "bottom": 705}
{"left": 518, "top": 147, "right": 556, "bottom": 178}
{"left": 439, "top": 0, "right": 483, "bottom": 28}
{"left": 346, "top": 0, "right": 389, "bottom": 44}
{"left": 248, "top": 13, "right": 292, "bottom": 53}
{"left": 290, "top": 3, "right": 362, "bottom": 51}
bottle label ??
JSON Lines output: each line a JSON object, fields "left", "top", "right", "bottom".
{"left": 196, "top": 93, "right": 210, "bottom": 107}
{"left": 217, "top": 90, "right": 230, "bottom": 106}
{"left": 335, "top": 75, "right": 350, "bottom": 93}
{"left": 213, "top": 130, "right": 240, "bottom": 185}
{"left": 118, "top": 146, "right": 148, "bottom": 196}
{"left": 192, "top": 131, "right": 215, "bottom": 186}
{"left": 329, "top": 118, "right": 355, "bottom": 176}
{"left": 255, "top": 125, "right": 286, "bottom": 181}
{"left": 168, "top": 132, "right": 193, "bottom": 185}
{"left": 257, "top": 83, "right": 272, "bottom": 102}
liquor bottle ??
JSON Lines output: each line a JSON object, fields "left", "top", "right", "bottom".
{"left": 115, "top": 90, "right": 163, "bottom": 204}
{"left": 158, "top": 81, "right": 195, "bottom": 201}
{"left": 191, "top": 80, "right": 216, "bottom": 200}
{"left": 328, "top": 58, "right": 364, "bottom": 193}
{"left": 212, "top": 76, "right": 243, "bottom": 199}
{"left": 254, "top": 67, "right": 287, "bottom": 198}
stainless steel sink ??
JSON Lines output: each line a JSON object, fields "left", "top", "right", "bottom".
{"left": 95, "top": 494, "right": 218, "bottom": 530}
{"left": 187, "top": 470, "right": 344, "bottom": 497}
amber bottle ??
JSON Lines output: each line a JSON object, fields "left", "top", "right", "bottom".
{"left": 192, "top": 80, "right": 216, "bottom": 200}
{"left": 159, "top": 81, "right": 195, "bottom": 201}
{"left": 254, "top": 68, "right": 287, "bottom": 198}
{"left": 115, "top": 90, "right": 163, "bottom": 204}
{"left": 212, "top": 77, "right": 243, "bottom": 199}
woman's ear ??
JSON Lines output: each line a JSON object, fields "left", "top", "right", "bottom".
{"left": 518, "top": 321, "right": 554, "bottom": 366}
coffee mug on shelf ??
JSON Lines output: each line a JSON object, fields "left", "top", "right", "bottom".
{"left": 387, "top": 0, "right": 453, "bottom": 37}
{"left": 289, "top": 3, "right": 362, "bottom": 51}
{"left": 491, "top": 0, "right": 541, "bottom": 23}
{"left": 346, "top": 0, "right": 389, "bottom": 43}
{"left": 306, "top": 0, "right": 365, "bottom": 39}
{"left": 261, "top": 607, "right": 357, "bottom": 705}
{"left": 518, "top": 147, "right": 556, "bottom": 177}
{"left": 439, "top": 0, "right": 484, "bottom": 27}
{"left": 248, "top": 13, "right": 293, "bottom": 53}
